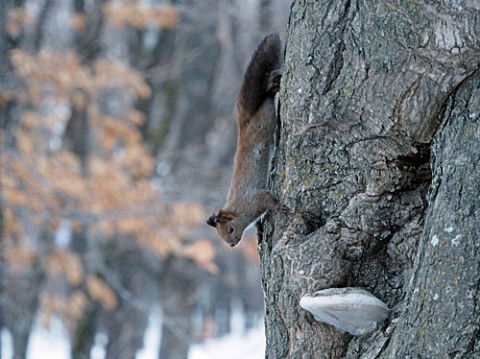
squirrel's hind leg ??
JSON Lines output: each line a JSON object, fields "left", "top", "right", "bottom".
{"left": 267, "top": 69, "right": 282, "bottom": 96}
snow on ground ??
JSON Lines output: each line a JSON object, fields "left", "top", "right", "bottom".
{"left": 1, "top": 311, "right": 265, "bottom": 359}
{"left": 2, "top": 320, "right": 71, "bottom": 359}
{"left": 26, "top": 323, "right": 70, "bottom": 359}
{"left": 188, "top": 325, "right": 265, "bottom": 359}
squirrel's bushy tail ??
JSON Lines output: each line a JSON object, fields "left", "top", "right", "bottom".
{"left": 238, "top": 34, "right": 282, "bottom": 117}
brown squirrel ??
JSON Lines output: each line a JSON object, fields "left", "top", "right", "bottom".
{"left": 206, "top": 34, "right": 289, "bottom": 247}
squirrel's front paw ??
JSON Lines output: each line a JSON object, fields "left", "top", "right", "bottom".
{"left": 275, "top": 203, "right": 291, "bottom": 214}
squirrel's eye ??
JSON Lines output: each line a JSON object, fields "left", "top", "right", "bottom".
{"left": 227, "top": 226, "right": 234, "bottom": 234}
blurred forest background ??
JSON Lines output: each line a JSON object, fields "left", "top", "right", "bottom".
{"left": 0, "top": 0, "right": 290, "bottom": 358}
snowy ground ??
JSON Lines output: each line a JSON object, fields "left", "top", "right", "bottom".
{"left": 188, "top": 326, "right": 265, "bottom": 359}
{"left": 1, "top": 312, "right": 265, "bottom": 359}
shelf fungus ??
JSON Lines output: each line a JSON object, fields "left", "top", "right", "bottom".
{"left": 299, "top": 287, "right": 390, "bottom": 336}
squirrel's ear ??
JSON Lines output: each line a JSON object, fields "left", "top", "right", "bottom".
{"left": 217, "top": 210, "right": 234, "bottom": 223}
{"left": 206, "top": 214, "right": 218, "bottom": 227}
{"left": 206, "top": 211, "right": 234, "bottom": 227}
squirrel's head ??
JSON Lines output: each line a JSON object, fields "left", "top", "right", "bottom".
{"left": 206, "top": 210, "right": 246, "bottom": 247}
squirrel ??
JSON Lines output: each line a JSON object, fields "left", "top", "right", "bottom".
{"left": 206, "top": 34, "right": 289, "bottom": 247}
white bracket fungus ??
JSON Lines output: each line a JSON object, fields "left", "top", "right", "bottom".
{"left": 299, "top": 287, "right": 390, "bottom": 336}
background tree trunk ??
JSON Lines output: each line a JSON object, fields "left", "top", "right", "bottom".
{"left": 261, "top": 1, "right": 480, "bottom": 358}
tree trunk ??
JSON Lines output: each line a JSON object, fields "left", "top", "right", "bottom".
{"left": 158, "top": 258, "right": 198, "bottom": 359}
{"left": 378, "top": 65, "right": 480, "bottom": 359}
{"left": 261, "top": 1, "right": 480, "bottom": 358}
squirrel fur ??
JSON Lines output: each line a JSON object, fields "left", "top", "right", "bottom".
{"left": 206, "top": 34, "right": 288, "bottom": 247}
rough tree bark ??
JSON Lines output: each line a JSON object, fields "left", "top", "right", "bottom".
{"left": 260, "top": 1, "right": 480, "bottom": 358}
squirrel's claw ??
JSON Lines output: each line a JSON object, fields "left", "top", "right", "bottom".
{"left": 275, "top": 203, "right": 291, "bottom": 214}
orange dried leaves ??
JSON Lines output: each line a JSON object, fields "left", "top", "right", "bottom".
{"left": 45, "top": 249, "right": 84, "bottom": 286}
{"left": 6, "top": 8, "right": 33, "bottom": 38}
{"left": 71, "top": 13, "right": 88, "bottom": 32}
{"left": 86, "top": 276, "right": 118, "bottom": 310}
{"left": 9, "top": 50, "right": 151, "bottom": 105}
{"left": 94, "top": 59, "right": 151, "bottom": 100}
{"left": 41, "top": 291, "right": 88, "bottom": 330}
{"left": 181, "top": 239, "right": 218, "bottom": 274}
{"left": 10, "top": 50, "right": 92, "bottom": 105}
{"left": 3, "top": 237, "right": 37, "bottom": 275}
{"left": 104, "top": 2, "right": 179, "bottom": 29}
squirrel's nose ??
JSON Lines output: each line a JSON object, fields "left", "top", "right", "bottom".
{"left": 230, "top": 238, "right": 240, "bottom": 247}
